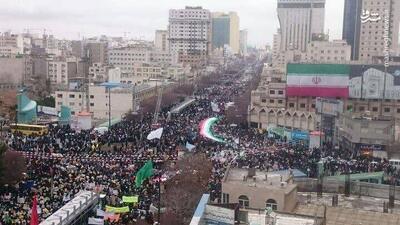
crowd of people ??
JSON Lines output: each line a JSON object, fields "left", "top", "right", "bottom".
{"left": 0, "top": 60, "right": 398, "bottom": 224}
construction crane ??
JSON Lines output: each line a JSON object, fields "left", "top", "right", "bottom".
{"left": 152, "top": 79, "right": 166, "bottom": 127}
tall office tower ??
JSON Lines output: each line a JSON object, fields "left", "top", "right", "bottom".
{"left": 155, "top": 30, "right": 169, "bottom": 52}
{"left": 211, "top": 12, "right": 240, "bottom": 54}
{"left": 168, "top": 6, "right": 211, "bottom": 65}
{"left": 85, "top": 41, "right": 108, "bottom": 65}
{"left": 342, "top": 0, "right": 362, "bottom": 60}
{"left": 277, "top": 0, "right": 326, "bottom": 52}
{"left": 343, "top": 0, "right": 400, "bottom": 61}
{"left": 239, "top": 29, "right": 248, "bottom": 56}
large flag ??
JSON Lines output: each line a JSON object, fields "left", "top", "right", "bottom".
{"left": 185, "top": 142, "right": 196, "bottom": 151}
{"left": 30, "top": 195, "right": 38, "bottom": 225}
{"left": 146, "top": 128, "right": 163, "bottom": 140}
{"left": 286, "top": 64, "right": 350, "bottom": 98}
{"left": 135, "top": 161, "right": 154, "bottom": 188}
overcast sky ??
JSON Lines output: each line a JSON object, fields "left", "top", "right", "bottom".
{"left": 1, "top": 0, "right": 344, "bottom": 47}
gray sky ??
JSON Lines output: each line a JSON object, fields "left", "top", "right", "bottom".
{"left": 1, "top": 0, "right": 344, "bottom": 47}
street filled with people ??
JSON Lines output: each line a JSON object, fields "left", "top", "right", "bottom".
{"left": 1, "top": 60, "right": 398, "bottom": 224}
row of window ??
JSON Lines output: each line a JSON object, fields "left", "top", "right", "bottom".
{"left": 222, "top": 194, "right": 278, "bottom": 210}
{"left": 109, "top": 53, "right": 146, "bottom": 56}
{"left": 348, "top": 105, "right": 400, "bottom": 113}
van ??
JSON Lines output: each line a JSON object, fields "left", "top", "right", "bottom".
{"left": 389, "top": 159, "right": 400, "bottom": 169}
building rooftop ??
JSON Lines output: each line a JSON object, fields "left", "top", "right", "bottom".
{"left": 247, "top": 210, "right": 318, "bottom": 225}
{"left": 223, "top": 168, "right": 297, "bottom": 192}
{"left": 295, "top": 193, "right": 400, "bottom": 225}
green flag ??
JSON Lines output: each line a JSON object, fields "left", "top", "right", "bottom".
{"left": 135, "top": 160, "right": 154, "bottom": 188}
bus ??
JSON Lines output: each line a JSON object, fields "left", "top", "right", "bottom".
{"left": 10, "top": 124, "right": 48, "bottom": 136}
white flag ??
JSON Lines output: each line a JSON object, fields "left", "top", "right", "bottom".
{"left": 185, "top": 142, "right": 196, "bottom": 151}
{"left": 147, "top": 127, "right": 164, "bottom": 140}
{"left": 211, "top": 102, "right": 220, "bottom": 112}
{"left": 234, "top": 138, "right": 240, "bottom": 144}
{"left": 88, "top": 217, "right": 104, "bottom": 225}
{"left": 96, "top": 208, "right": 105, "bottom": 217}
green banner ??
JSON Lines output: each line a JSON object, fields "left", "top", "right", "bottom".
{"left": 105, "top": 206, "right": 130, "bottom": 213}
{"left": 122, "top": 196, "right": 139, "bottom": 203}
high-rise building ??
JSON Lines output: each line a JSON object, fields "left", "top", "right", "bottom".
{"left": 211, "top": 12, "right": 240, "bottom": 54}
{"left": 168, "top": 6, "right": 211, "bottom": 66}
{"left": 277, "top": 0, "right": 326, "bottom": 52}
{"left": 239, "top": 29, "right": 248, "bottom": 56}
{"left": 155, "top": 30, "right": 169, "bottom": 52}
{"left": 85, "top": 41, "right": 108, "bottom": 65}
{"left": 0, "top": 32, "right": 24, "bottom": 57}
{"left": 343, "top": 0, "right": 400, "bottom": 61}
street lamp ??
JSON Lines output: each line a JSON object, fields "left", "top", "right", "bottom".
{"left": 99, "top": 82, "right": 121, "bottom": 128}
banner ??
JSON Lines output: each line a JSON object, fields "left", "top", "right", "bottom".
{"left": 104, "top": 213, "right": 120, "bottom": 222}
{"left": 286, "top": 64, "right": 350, "bottom": 98}
{"left": 88, "top": 217, "right": 104, "bottom": 225}
{"left": 122, "top": 196, "right": 139, "bottom": 203}
{"left": 105, "top": 206, "right": 130, "bottom": 213}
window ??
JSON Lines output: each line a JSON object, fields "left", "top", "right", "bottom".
{"left": 222, "top": 193, "right": 230, "bottom": 204}
{"left": 269, "top": 90, "right": 275, "bottom": 95}
{"left": 300, "top": 103, "right": 306, "bottom": 108}
{"left": 90, "top": 103, "right": 94, "bottom": 107}
{"left": 269, "top": 99, "right": 274, "bottom": 104}
{"left": 278, "top": 100, "right": 283, "bottom": 104}
{"left": 311, "top": 104, "right": 315, "bottom": 108}
{"left": 384, "top": 108, "right": 390, "bottom": 113}
{"left": 238, "top": 195, "right": 249, "bottom": 208}
{"left": 397, "top": 108, "right": 400, "bottom": 113}
{"left": 372, "top": 107, "right": 378, "bottom": 112}
{"left": 289, "top": 103, "right": 295, "bottom": 108}
{"left": 69, "top": 94, "right": 75, "bottom": 98}
{"left": 261, "top": 99, "right": 267, "bottom": 103}
{"left": 57, "top": 94, "right": 63, "bottom": 98}
{"left": 359, "top": 106, "right": 365, "bottom": 111}
{"left": 69, "top": 102, "right": 75, "bottom": 106}
{"left": 90, "top": 95, "right": 94, "bottom": 99}
{"left": 266, "top": 199, "right": 278, "bottom": 211}
{"left": 278, "top": 90, "right": 284, "bottom": 95}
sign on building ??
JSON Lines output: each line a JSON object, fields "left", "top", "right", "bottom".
{"left": 203, "top": 205, "right": 235, "bottom": 225}
{"left": 315, "top": 98, "right": 343, "bottom": 116}
{"left": 349, "top": 65, "right": 400, "bottom": 99}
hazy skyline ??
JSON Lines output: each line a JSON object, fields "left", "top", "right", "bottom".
{"left": 1, "top": 0, "right": 344, "bottom": 46}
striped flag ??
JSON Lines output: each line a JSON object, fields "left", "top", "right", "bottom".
{"left": 286, "top": 64, "right": 350, "bottom": 98}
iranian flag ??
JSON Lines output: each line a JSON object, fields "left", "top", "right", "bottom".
{"left": 286, "top": 64, "right": 350, "bottom": 98}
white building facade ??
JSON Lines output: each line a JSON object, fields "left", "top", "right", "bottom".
{"left": 168, "top": 6, "right": 211, "bottom": 65}
{"left": 277, "top": 0, "right": 326, "bottom": 52}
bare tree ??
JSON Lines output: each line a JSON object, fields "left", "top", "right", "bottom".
{"left": 0, "top": 90, "right": 17, "bottom": 119}
{"left": 162, "top": 154, "right": 212, "bottom": 225}
{"left": 0, "top": 149, "right": 27, "bottom": 185}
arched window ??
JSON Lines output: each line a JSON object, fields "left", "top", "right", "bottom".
{"left": 238, "top": 195, "right": 249, "bottom": 208}
{"left": 266, "top": 199, "right": 277, "bottom": 210}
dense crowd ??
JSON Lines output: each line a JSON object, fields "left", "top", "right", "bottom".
{"left": 1, "top": 61, "right": 398, "bottom": 224}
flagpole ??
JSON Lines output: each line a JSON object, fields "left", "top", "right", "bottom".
{"left": 158, "top": 174, "right": 161, "bottom": 224}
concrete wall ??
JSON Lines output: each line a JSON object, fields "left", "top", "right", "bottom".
{"left": 222, "top": 182, "right": 297, "bottom": 212}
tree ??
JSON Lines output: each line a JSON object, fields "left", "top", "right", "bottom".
{"left": 162, "top": 154, "right": 212, "bottom": 225}
{"left": 0, "top": 142, "right": 6, "bottom": 179}
{"left": 0, "top": 90, "right": 17, "bottom": 119}
{"left": 36, "top": 96, "right": 56, "bottom": 107}
{"left": 0, "top": 143, "right": 27, "bottom": 185}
